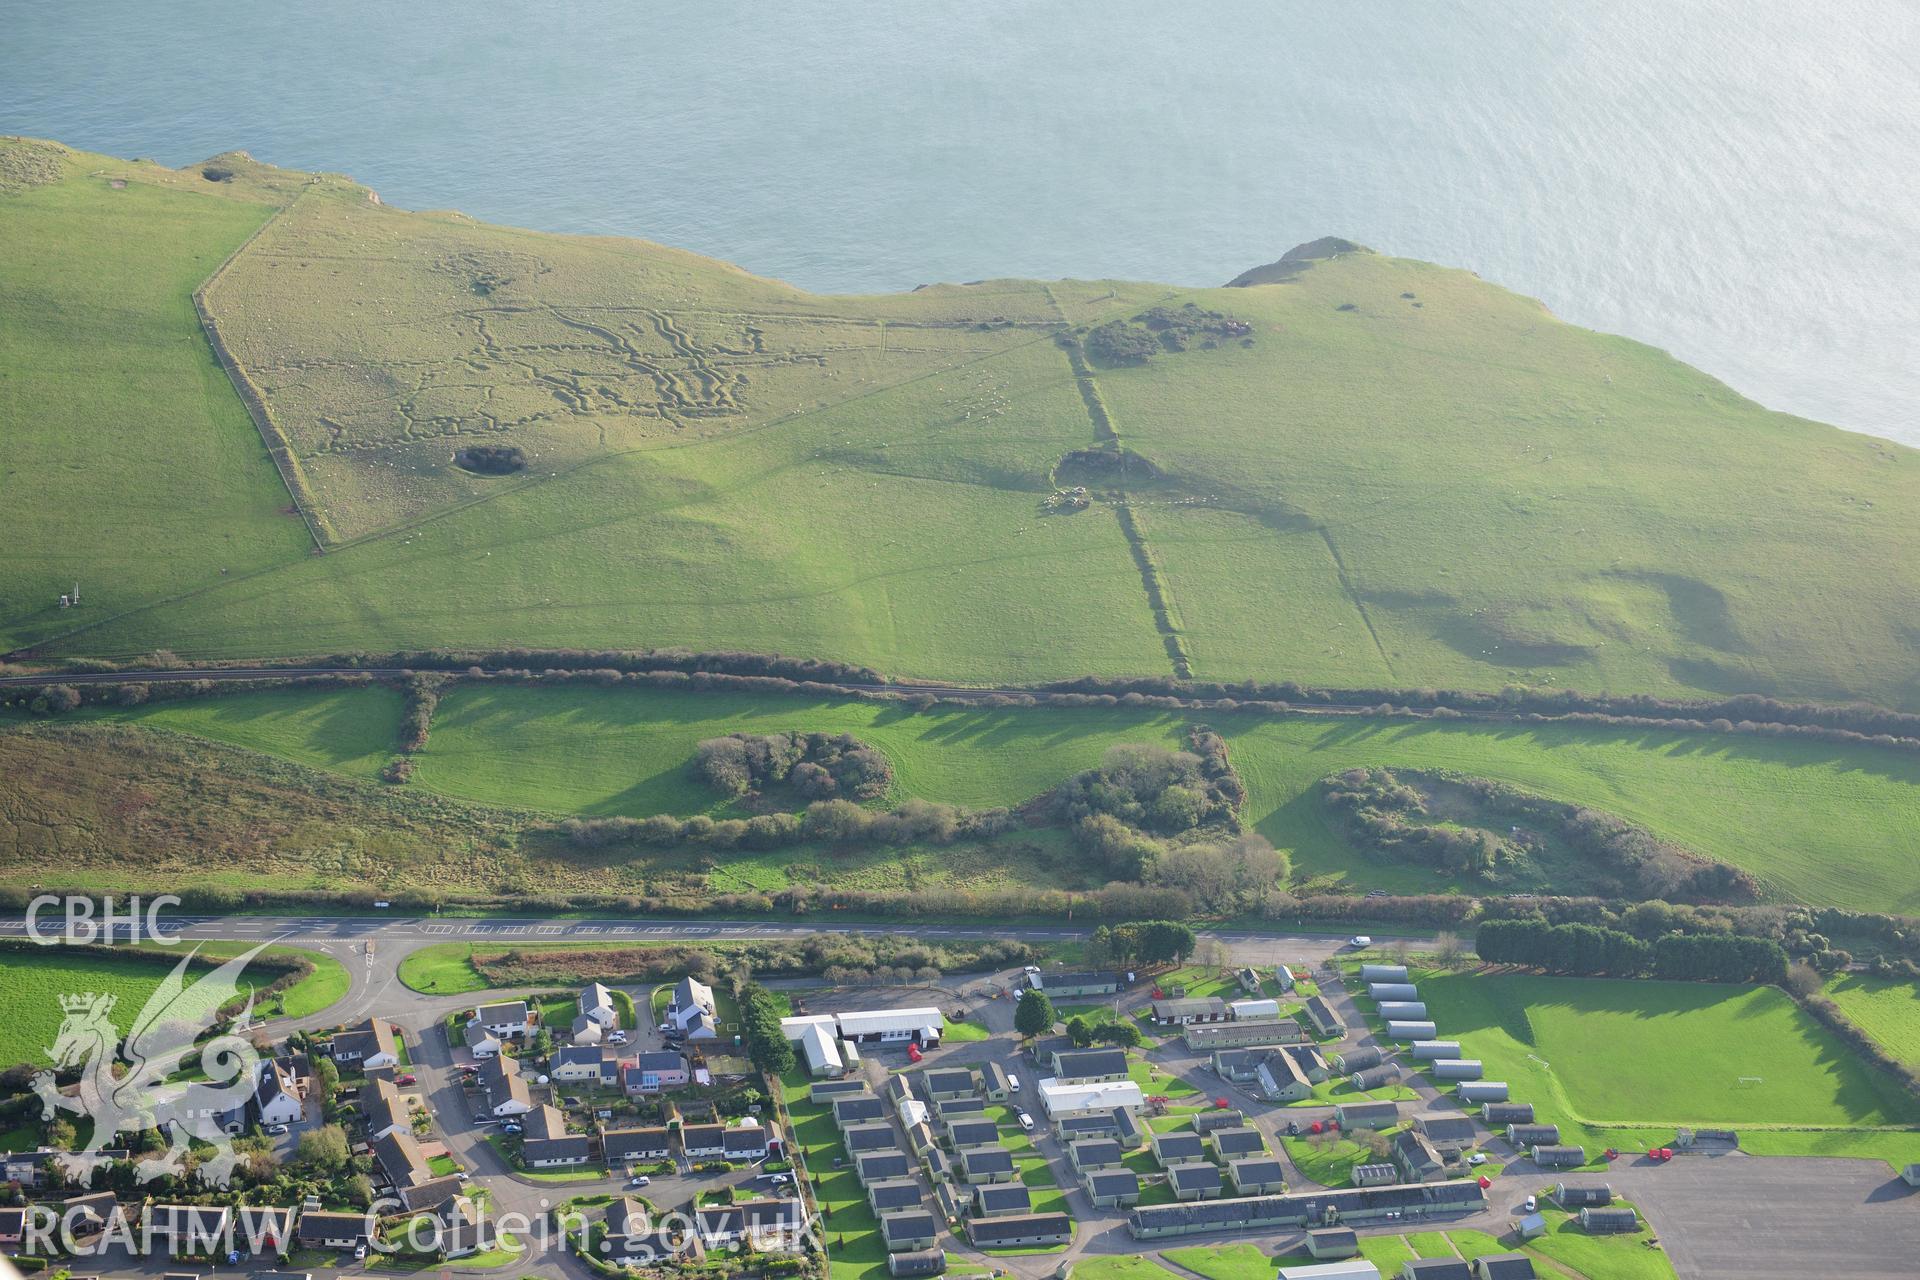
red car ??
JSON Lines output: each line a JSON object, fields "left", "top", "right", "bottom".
{"left": 397, "top": 1073, "right": 418, "bottom": 1086}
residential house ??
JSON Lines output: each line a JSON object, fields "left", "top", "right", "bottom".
{"left": 481, "top": 1054, "right": 532, "bottom": 1117}
{"left": 144, "top": 1204, "right": 232, "bottom": 1257}
{"left": 625, "top": 1051, "right": 691, "bottom": 1095}
{"left": 810, "top": 1079, "right": 869, "bottom": 1104}
{"left": 436, "top": 1196, "right": 500, "bottom": 1259}
{"left": 972, "top": 1185, "right": 1031, "bottom": 1217}
{"left": 579, "top": 982, "right": 619, "bottom": 1028}
{"left": 693, "top": 1198, "right": 807, "bottom": 1253}
{"left": 921, "top": 1147, "right": 952, "bottom": 1183}
{"left": 1167, "top": 1163, "right": 1225, "bottom": 1201}
{"left": 841, "top": 1123, "right": 897, "bottom": 1155}
{"left": 571, "top": 1015, "right": 604, "bottom": 1046}
{"left": 1210, "top": 1127, "right": 1266, "bottom": 1159}
{"left": 1212, "top": 1047, "right": 1266, "bottom": 1084}
{"left": 1413, "top": 1115, "right": 1479, "bottom": 1154}
{"left": 1054, "top": 1112, "right": 1126, "bottom": 1142}
{"left": 966, "top": 1213, "right": 1071, "bottom": 1249}
{"left": 229, "top": 1205, "right": 291, "bottom": 1256}
{"left": 1391, "top": 1130, "right": 1444, "bottom": 1183}
{"left": 296, "top": 1210, "right": 373, "bottom": 1251}
{"left": 1280, "top": 1044, "right": 1331, "bottom": 1082}
{"left": 523, "top": 1105, "right": 590, "bottom": 1167}
{"left": 1237, "top": 966, "right": 1263, "bottom": 993}
{"left": 550, "top": 1045, "right": 616, "bottom": 1086}
{"left": 1067, "top": 1138, "right": 1123, "bottom": 1172}
{"left": 1112, "top": 1106, "right": 1144, "bottom": 1147}
{"left": 981, "top": 1062, "right": 1011, "bottom": 1101}
{"left": 868, "top": 1180, "right": 924, "bottom": 1215}
{"left": 1150, "top": 1132, "right": 1206, "bottom": 1166}
{"left": 905, "top": 1120, "right": 938, "bottom": 1155}
{"left": 253, "top": 1056, "right": 307, "bottom": 1128}
{"left": 934, "top": 1096, "right": 987, "bottom": 1120}
{"left": 362, "top": 1077, "right": 411, "bottom": 1140}
{"left": 372, "top": 1130, "right": 432, "bottom": 1191}
{"left": 603, "top": 1125, "right": 672, "bottom": 1165}
{"left": 1151, "top": 997, "right": 1229, "bottom": 1026}
{"left": 857, "top": 1151, "right": 914, "bottom": 1186}
{"left": 834, "top": 1095, "right": 887, "bottom": 1128}
{"left": 879, "top": 1210, "right": 939, "bottom": 1253}
{"left": 1256, "top": 1047, "right": 1312, "bottom": 1102}
{"left": 329, "top": 1018, "right": 399, "bottom": 1069}
{"left": 0, "top": 1209, "right": 26, "bottom": 1250}
{"left": 1049, "top": 1048, "right": 1128, "bottom": 1083}
{"left": 58, "top": 1192, "right": 124, "bottom": 1242}
{"left": 464, "top": 1023, "right": 503, "bottom": 1059}
{"left": 667, "top": 978, "right": 719, "bottom": 1040}
{"left": 946, "top": 1118, "right": 1001, "bottom": 1150}
{"left": 1083, "top": 1169, "right": 1142, "bottom": 1209}
{"left": 922, "top": 1068, "right": 976, "bottom": 1101}
{"left": 958, "top": 1147, "right": 1018, "bottom": 1185}
{"left": 680, "top": 1123, "right": 730, "bottom": 1159}
{"left": 721, "top": 1123, "right": 775, "bottom": 1163}
{"left": 473, "top": 1000, "right": 532, "bottom": 1041}
{"left": 1303, "top": 997, "right": 1346, "bottom": 1038}
{"left": 1227, "top": 1158, "right": 1288, "bottom": 1197}
{"left": 1275, "top": 965, "right": 1298, "bottom": 993}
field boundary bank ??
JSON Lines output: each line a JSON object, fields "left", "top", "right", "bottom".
{"left": 191, "top": 181, "right": 335, "bottom": 547}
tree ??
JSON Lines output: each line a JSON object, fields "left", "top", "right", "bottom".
{"left": 1433, "top": 932, "right": 1464, "bottom": 968}
{"left": 740, "top": 983, "right": 796, "bottom": 1077}
{"left": 1064, "top": 1016, "right": 1093, "bottom": 1048}
{"left": 293, "top": 1125, "right": 350, "bottom": 1173}
{"left": 1014, "top": 989, "right": 1055, "bottom": 1039}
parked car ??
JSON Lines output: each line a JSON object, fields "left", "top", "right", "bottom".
{"left": 503, "top": 1122, "right": 523, "bottom": 1134}
{"left": 563, "top": 1095, "right": 584, "bottom": 1106}
{"left": 1349, "top": 935, "right": 1373, "bottom": 948}
{"left": 353, "top": 1245, "right": 367, "bottom": 1260}
{"left": 1017, "top": 1112, "right": 1034, "bottom": 1132}
{"left": 1007, "top": 1074, "right": 1021, "bottom": 1093}
{"left": 1523, "top": 1195, "right": 1537, "bottom": 1212}
{"left": 608, "top": 1031, "right": 628, "bottom": 1044}
{"left": 266, "top": 1124, "right": 290, "bottom": 1136}
{"left": 456, "top": 1171, "right": 471, "bottom": 1181}
{"left": 628, "top": 1175, "right": 651, "bottom": 1187}
{"left": 396, "top": 1073, "right": 417, "bottom": 1086}
{"left": 1467, "top": 1153, "right": 1488, "bottom": 1166}
{"left": 1286, "top": 1120, "right": 1301, "bottom": 1136}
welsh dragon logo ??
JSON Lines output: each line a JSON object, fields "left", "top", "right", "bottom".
{"left": 32, "top": 943, "right": 270, "bottom": 1188}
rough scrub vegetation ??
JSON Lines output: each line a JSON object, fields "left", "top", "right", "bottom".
{"left": 693, "top": 731, "right": 893, "bottom": 802}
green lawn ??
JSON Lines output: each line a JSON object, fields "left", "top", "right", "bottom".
{"left": 1355, "top": 1234, "right": 1417, "bottom": 1273}
{"left": 942, "top": 1019, "right": 991, "bottom": 1043}
{"left": 1072, "top": 1259, "right": 1182, "bottom": 1280}
{"left": 1281, "top": 1124, "right": 1404, "bottom": 1187}
{"left": 1161, "top": 1244, "right": 1294, "bottom": 1280}
{"left": 1526, "top": 1205, "right": 1677, "bottom": 1280}
{"left": 1129, "top": 1058, "right": 1198, "bottom": 1098}
{"left": 61, "top": 685, "right": 407, "bottom": 779}
{"left": 1825, "top": 974, "right": 1920, "bottom": 1067}
{"left": 0, "top": 940, "right": 349, "bottom": 1067}
{"left": 1418, "top": 970, "right": 1920, "bottom": 1160}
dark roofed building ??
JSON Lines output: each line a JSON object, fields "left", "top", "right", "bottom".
{"left": 603, "top": 1125, "right": 672, "bottom": 1164}
{"left": 889, "top": 1248, "right": 948, "bottom": 1277}
{"left": 1402, "top": 1260, "right": 1474, "bottom": 1279}
{"left": 297, "top": 1210, "right": 373, "bottom": 1249}
{"left": 842, "top": 1123, "right": 899, "bottom": 1154}
{"left": 1552, "top": 1183, "right": 1612, "bottom": 1208}
{"left": 1303, "top": 996, "right": 1345, "bottom": 1037}
{"left": 1226, "top": 1157, "right": 1288, "bottom": 1196}
{"left": 1151, "top": 997, "right": 1229, "bottom": 1025}
{"left": 834, "top": 1095, "right": 886, "bottom": 1127}
{"left": 1532, "top": 1145, "right": 1586, "bottom": 1168}
{"left": 958, "top": 1147, "right": 1017, "bottom": 1184}
{"left": 972, "top": 1184, "right": 1032, "bottom": 1217}
{"left": 1068, "top": 1138, "right": 1124, "bottom": 1171}
{"left": 1470, "top": 1255, "right": 1536, "bottom": 1279}
{"left": 1334, "top": 1100, "right": 1401, "bottom": 1130}
{"left": 946, "top": 1118, "right": 1001, "bottom": 1150}
{"left": 1481, "top": 1103, "right": 1534, "bottom": 1125}
{"left": 1413, "top": 1114, "right": 1479, "bottom": 1152}
{"left": 1209, "top": 1126, "right": 1266, "bottom": 1158}
{"left": 1150, "top": 1132, "right": 1205, "bottom": 1165}
{"left": 1578, "top": 1206, "right": 1639, "bottom": 1234}
{"left": 1508, "top": 1124, "right": 1561, "bottom": 1147}
{"left": 1167, "top": 1162, "right": 1225, "bottom": 1201}
{"left": 857, "top": 1151, "right": 913, "bottom": 1186}
{"left": 1189, "top": 1110, "right": 1245, "bottom": 1135}
{"left": 1051, "top": 1048, "right": 1129, "bottom": 1082}
{"left": 966, "top": 1213, "right": 1071, "bottom": 1249}
{"left": 1083, "top": 1169, "right": 1142, "bottom": 1208}
{"left": 1392, "top": 1129, "right": 1445, "bottom": 1183}
{"left": 1306, "top": 1226, "right": 1359, "bottom": 1258}
{"left": 1125, "top": 1179, "right": 1487, "bottom": 1239}
{"left": 879, "top": 1210, "right": 939, "bottom": 1253}
{"left": 867, "top": 1180, "right": 924, "bottom": 1215}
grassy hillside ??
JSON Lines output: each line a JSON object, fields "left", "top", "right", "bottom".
{"left": 5, "top": 138, "right": 1919, "bottom": 708}
{"left": 1825, "top": 974, "right": 1920, "bottom": 1068}
{"left": 11, "top": 683, "right": 1920, "bottom": 912}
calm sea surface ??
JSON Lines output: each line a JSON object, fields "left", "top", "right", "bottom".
{"left": 4, "top": 0, "right": 1916, "bottom": 442}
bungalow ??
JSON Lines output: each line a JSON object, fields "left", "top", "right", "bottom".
{"left": 464, "top": 1023, "right": 503, "bottom": 1059}
{"left": 841, "top": 1123, "right": 899, "bottom": 1155}
{"left": 0, "top": 1209, "right": 26, "bottom": 1250}
{"left": 857, "top": 1151, "right": 914, "bottom": 1187}
{"left": 958, "top": 1147, "right": 1018, "bottom": 1185}
{"left": 1112, "top": 1106, "right": 1144, "bottom": 1147}
{"left": 921, "top": 1147, "right": 952, "bottom": 1182}
{"left": 922, "top": 1068, "right": 976, "bottom": 1101}
{"left": 551, "top": 1045, "right": 616, "bottom": 1086}
{"left": 966, "top": 1213, "right": 1071, "bottom": 1249}
{"left": 972, "top": 1184, "right": 1032, "bottom": 1217}
{"left": 834, "top": 1094, "right": 887, "bottom": 1128}
{"left": 905, "top": 1120, "right": 939, "bottom": 1155}
{"left": 236, "top": 1206, "right": 294, "bottom": 1255}
{"left": 481, "top": 1054, "right": 532, "bottom": 1117}
{"left": 1413, "top": 1115, "right": 1478, "bottom": 1154}
{"left": 1151, "top": 1132, "right": 1206, "bottom": 1165}
{"left": 571, "top": 1014, "right": 604, "bottom": 1046}
{"left": 1184, "top": 1020, "right": 1305, "bottom": 1052}
{"left": 254, "top": 1057, "right": 307, "bottom": 1128}
{"left": 946, "top": 1118, "right": 1002, "bottom": 1150}
{"left": 59, "top": 1192, "right": 124, "bottom": 1241}
{"left": 329, "top": 1018, "right": 399, "bottom": 1069}
{"left": 523, "top": 1105, "right": 590, "bottom": 1167}
{"left": 1280, "top": 1044, "right": 1331, "bottom": 1082}
{"left": 1083, "top": 1168, "right": 1142, "bottom": 1209}
{"left": 811, "top": 1079, "right": 870, "bottom": 1103}
{"left": 1209, "top": 1127, "right": 1266, "bottom": 1159}
{"left": 1151, "top": 996, "right": 1229, "bottom": 1026}
{"left": 1334, "top": 1101, "right": 1402, "bottom": 1131}
{"left": 600, "top": 1197, "right": 661, "bottom": 1257}
{"left": 1167, "top": 1162, "right": 1226, "bottom": 1201}
{"left": 579, "top": 982, "right": 619, "bottom": 1028}
{"left": 935, "top": 1096, "right": 987, "bottom": 1120}
{"left": 1227, "top": 1157, "right": 1288, "bottom": 1197}
{"left": 1303, "top": 997, "right": 1346, "bottom": 1038}
{"left": 362, "top": 1077, "right": 411, "bottom": 1140}
{"left": 1470, "top": 1257, "right": 1536, "bottom": 1280}
{"left": 680, "top": 1122, "right": 729, "bottom": 1159}
{"left": 694, "top": 1199, "right": 807, "bottom": 1253}
{"left": 296, "top": 1210, "right": 372, "bottom": 1251}
{"left": 891, "top": 1248, "right": 949, "bottom": 1277}
{"left": 372, "top": 1130, "right": 432, "bottom": 1190}
{"left": 435, "top": 1196, "right": 499, "bottom": 1260}
{"left": 1532, "top": 1145, "right": 1586, "bottom": 1169}
{"left": 1402, "top": 1260, "right": 1473, "bottom": 1279}
{"left": 1508, "top": 1124, "right": 1561, "bottom": 1148}
{"left": 1306, "top": 1227, "right": 1359, "bottom": 1259}
{"left": 1067, "top": 1138, "right": 1124, "bottom": 1172}
{"left": 145, "top": 1204, "right": 232, "bottom": 1257}
{"left": 666, "top": 977, "right": 719, "bottom": 1039}
{"left": 401, "top": 1176, "right": 466, "bottom": 1216}
{"left": 1256, "top": 1048, "right": 1312, "bottom": 1102}
{"left": 981, "top": 1061, "right": 1011, "bottom": 1101}
{"left": 1391, "top": 1130, "right": 1444, "bottom": 1183}
{"left": 722, "top": 1123, "right": 776, "bottom": 1163}
{"left": 1028, "top": 971, "right": 1125, "bottom": 998}
{"left": 625, "top": 1051, "right": 691, "bottom": 1095}
{"left": 472, "top": 1000, "right": 532, "bottom": 1040}
{"left": 868, "top": 1180, "right": 925, "bottom": 1215}
{"left": 937, "top": 1180, "right": 970, "bottom": 1222}
{"left": 603, "top": 1125, "right": 672, "bottom": 1165}
{"left": 1276, "top": 965, "right": 1297, "bottom": 993}
{"left": 879, "top": 1210, "right": 940, "bottom": 1253}
{"left": 1055, "top": 1112, "right": 1126, "bottom": 1142}
{"left": 1050, "top": 1048, "right": 1129, "bottom": 1082}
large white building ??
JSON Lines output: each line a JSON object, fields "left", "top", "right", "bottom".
{"left": 1035, "top": 1078, "right": 1144, "bottom": 1120}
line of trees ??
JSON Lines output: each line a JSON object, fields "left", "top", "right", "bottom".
{"left": 1475, "top": 918, "right": 1787, "bottom": 984}
{"left": 739, "top": 983, "right": 794, "bottom": 1076}
{"left": 1084, "top": 919, "right": 1198, "bottom": 967}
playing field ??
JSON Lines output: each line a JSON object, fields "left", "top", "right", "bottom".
{"left": 1416, "top": 971, "right": 1920, "bottom": 1145}
{"left": 8, "top": 138, "right": 1920, "bottom": 711}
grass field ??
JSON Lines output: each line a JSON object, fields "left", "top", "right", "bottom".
{"left": 1824, "top": 974, "right": 1920, "bottom": 1067}
{"left": 1416, "top": 970, "right": 1920, "bottom": 1159}
{"left": 0, "top": 940, "right": 349, "bottom": 1067}
{"left": 9, "top": 138, "right": 1920, "bottom": 713}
